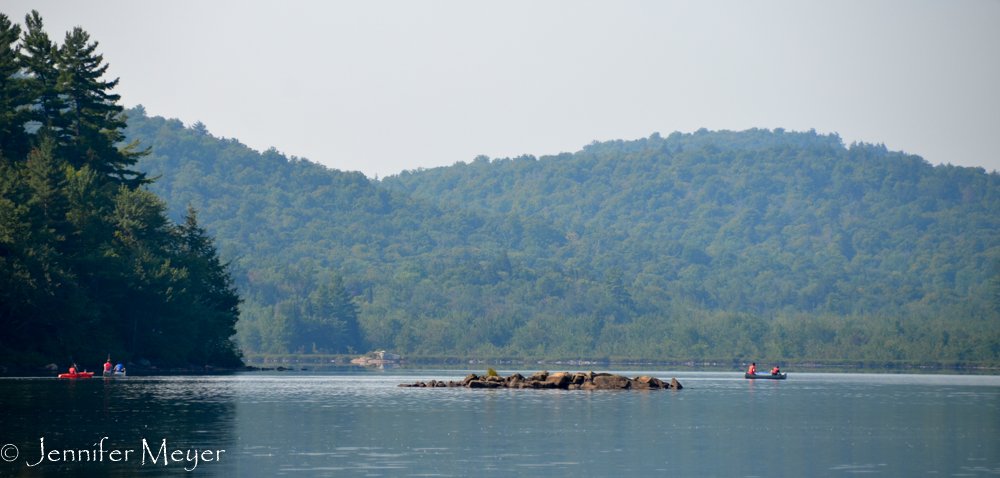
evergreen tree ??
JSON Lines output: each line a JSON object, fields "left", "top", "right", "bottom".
{"left": 55, "top": 26, "right": 147, "bottom": 185}
{"left": 0, "top": 14, "right": 28, "bottom": 162}
{"left": 25, "top": 136, "right": 69, "bottom": 245}
{"left": 178, "top": 205, "right": 242, "bottom": 364}
{"left": 20, "top": 11, "right": 62, "bottom": 134}
{"left": 308, "top": 274, "right": 362, "bottom": 353}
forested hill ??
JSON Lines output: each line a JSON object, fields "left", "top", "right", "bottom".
{"left": 382, "top": 132, "right": 1000, "bottom": 316}
{"left": 125, "top": 107, "right": 1000, "bottom": 363}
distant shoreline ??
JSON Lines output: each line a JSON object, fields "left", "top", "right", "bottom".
{"left": 4, "top": 356, "right": 996, "bottom": 377}
{"left": 240, "top": 354, "right": 1000, "bottom": 374}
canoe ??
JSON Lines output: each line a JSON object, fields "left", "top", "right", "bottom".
{"left": 103, "top": 370, "right": 126, "bottom": 377}
{"left": 57, "top": 372, "right": 94, "bottom": 379}
{"left": 745, "top": 373, "right": 786, "bottom": 379}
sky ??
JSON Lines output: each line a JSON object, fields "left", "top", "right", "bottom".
{"left": 4, "top": 1, "right": 1000, "bottom": 178}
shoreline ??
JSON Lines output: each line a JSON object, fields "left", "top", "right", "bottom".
{"left": 4, "top": 361, "right": 999, "bottom": 377}
{"left": 240, "top": 355, "right": 1000, "bottom": 373}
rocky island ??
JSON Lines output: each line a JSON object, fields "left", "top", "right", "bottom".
{"left": 399, "top": 371, "right": 683, "bottom": 390}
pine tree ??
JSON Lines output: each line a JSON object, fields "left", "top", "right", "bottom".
{"left": 0, "top": 14, "right": 29, "bottom": 162}
{"left": 0, "top": 161, "right": 33, "bottom": 331}
{"left": 25, "top": 136, "right": 69, "bottom": 245}
{"left": 20, "top": 11, "right": 62, "bottom": 134}
{"left": 308, "top": 274, "right": 362, "bottom": 353}
{"left": 179, "top": 205, "right": 242, "bottom": 364}
{"left": 55, "top": 26, "right": 146, "bottom": 185}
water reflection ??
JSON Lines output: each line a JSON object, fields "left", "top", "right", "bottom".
{"left": 1, "top": 371, "right": 998, "bottom": 476}
{"left": 0, "top": 376, "right": 238, "bottom": 477}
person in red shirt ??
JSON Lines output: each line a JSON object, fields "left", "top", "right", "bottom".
{"left": 748, "top": 362, "right": 757, "bottom": 375}
{"left": 771, "top": 365, "right": 780, "bottom": 376}
{"left": 104, "top": 359, "right": 113, "bottom": 372}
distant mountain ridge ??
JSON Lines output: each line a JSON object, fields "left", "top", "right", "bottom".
{"left": 582, "top": 127, "right": 846, "bottom": 155}
{"left": 125, "top": 107, "right": 1000, "bottom": 363}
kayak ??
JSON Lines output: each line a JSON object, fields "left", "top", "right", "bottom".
{"left": 58, "top": 372, "right": 94, "bottom": 379}
{"left": 103, "top": 370, "right": 126, "bottom": 377}
{"left": 745, "top": 373, "right": 786, "bottom": 380}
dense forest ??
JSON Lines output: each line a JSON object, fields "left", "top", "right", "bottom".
{"left": 0, "top": 13, "right": 241, "bottom": 368}
{"left": 124, "top": 109, "right": 1000, "bottom": 362}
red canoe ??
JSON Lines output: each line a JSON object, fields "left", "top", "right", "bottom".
{"left": 57, "top": 372, "right": 94, "bottom": 378}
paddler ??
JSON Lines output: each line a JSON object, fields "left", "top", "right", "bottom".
{"left": 748, "top": 362, "right": 757, "bottom": 375}
{"left": 104, "top": 357, "right": 113, "bottom": 373}
{"left": 771, "top": 365, "right": 780, "bottom": 376}
{"left": 68, "top": 364, "right": 77, "bottom": 375}
{"left": 115, "top": 363, "right": 124, "bottom": 373}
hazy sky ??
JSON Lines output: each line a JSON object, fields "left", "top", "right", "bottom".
{"left": 5, "top": 1, "right": 999, "bottom": 177}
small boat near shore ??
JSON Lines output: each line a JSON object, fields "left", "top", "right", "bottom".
{"left": 57, "top": 372, "right": 94, "bottom": 379}
{"left": 745, "top": 373, "right": 786, "bottom": 380}
{"left": 103, "top": 370, "right": 126, "bottom": 377}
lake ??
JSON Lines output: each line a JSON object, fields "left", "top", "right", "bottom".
{"left": 1, "top": 369, "right": 998, "bottom": 477}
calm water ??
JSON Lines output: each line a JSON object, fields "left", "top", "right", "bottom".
{"left": 1, "top": 370, "right": 998, "bottom": 477}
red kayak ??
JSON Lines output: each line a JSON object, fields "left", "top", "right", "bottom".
{"left": 58, "top": 372, "right": 94, "bottom": 378}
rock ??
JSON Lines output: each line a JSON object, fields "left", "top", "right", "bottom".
{"left": 531, "top": 380, "right": 557, "bottom": 389}
{"left": 45, "top": 363, "right": 58, "bottom": 371}
{"left": 544, "top": 372, "right": 571, "bottom": 389}
{"left": 633, "top": 376, "right": 666, "bottom": 390}
{"left": 593, "top": 375, "right": 631, "bottom": 389}
{"left": 528, "top": 371, "right": 549, "bottom": 381}
{"left": 397, "top": 371, "right": 683, "bottom": 392}
{"left": 276, "top": 366, "right": 287, "bottom": 371}
{"left": 468, "top": 380, "right": 503, "bottom": 388}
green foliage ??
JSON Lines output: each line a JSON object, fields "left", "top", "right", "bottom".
{"left": 0, "top": 13, "right": 239, "bottom": 368}
{"left": 487, "top": 367, "right": 498, "bottom": 377}
{"left": 122, "top": 107, "right": 1000, "bottom": 363}
{"left": 992, "top": 260, "right": 1000, "bottom": 316}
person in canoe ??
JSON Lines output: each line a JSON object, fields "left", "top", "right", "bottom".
{"left": 104, "top": 358, "right": 113, "bottom": 373}
{"left": 115, "top": 363, "right": 124, "bottom": 373}
{"left": 748, "top": 362, "right": 757, "bottom": 375}
{"left": 771, "top": 365, "right": 780, "bottom": 376}
{"left": 68, "top": 364, "right": 77, "bottom": 374}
